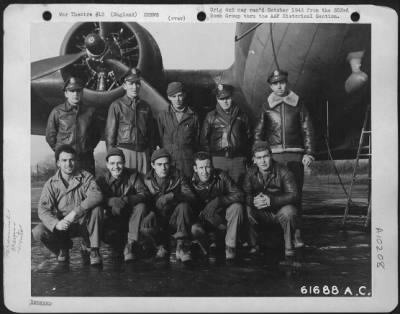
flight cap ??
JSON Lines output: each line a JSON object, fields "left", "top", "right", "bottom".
{"left": 106, "top": 148, "right": 125, "bottom": 162}
{"left": 216, "top": 84, "right": 233, "bottom": 99}
{"left": 151, "top": 148, "right": 171, "bottom": 163}
{"left": 64, "top": 77, "right": 84, "bottom": 91}
{"left": 167, "top": 82, "right": 184, "bottom": 96}
{"left": 267, "top": 69, "right": 288, "bottom": 84}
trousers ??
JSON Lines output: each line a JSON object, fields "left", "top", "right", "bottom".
{"left": 156, "top": 202, "right": 193, "bottom": 247}
{"left": 247, "top": 204, "right": 297, "bottom": 251}
{"left": 32, "top": 206, "right": 103, "bottom": 254}
{"left": 119, "top": 147, "right": 149, "bottom": 175}
{"left": 203, "top": 202, "right": 244, "bottom": 248}
{"left": 102, "top": 203, "right": 149, "bottom": 245}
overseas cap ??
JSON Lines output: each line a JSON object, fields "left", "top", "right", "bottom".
{"left": 167, "top": 82, "right": 184, "bottom": 96}
{"left": 64, "top": 77, "right": 84, "bottom": 91}
{"left": 151, "top": 148, "right": 171, "bottom": 163}
{"left": 216, "top": 84, "right": 233, "bottom": 99}
{"left": 267, "top": 69, "right": 288, "bottom": 84}
{"left": 106, "top": 148, "right": 125, "bottom": 161}
{"left": 252, "top": 141, "right": 272, "bottom": 154}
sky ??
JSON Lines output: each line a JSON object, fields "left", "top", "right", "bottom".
{"left": 31, "top": 22, "right": 236, "bottom": 165}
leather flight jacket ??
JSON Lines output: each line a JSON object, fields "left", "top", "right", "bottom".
{"left": 242, "top": 162, "right": 299, "bottom": 213}
{"left": 191, "top": 169, "right": 245, "bottom": 209}
{"left": 96, "top": 168, "right": 150, "bottom": 209}
{"left": 200, "top": 104, "right": 251, "bottom": 158}
{"left": 45, "top": 101, "right": 101, "bottom": 154}
{"left": 254, "top": 92, "right": 315, "bottom": 155}
{"left": 143, "top": 167, "right": 195, "bottom": 206}
{"left": 105, "top": 95, "right": 156, "bottom": 152}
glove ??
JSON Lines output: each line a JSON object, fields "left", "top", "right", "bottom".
{"left": 142, "top": 211, "right": 156, "bottom": 229}
{"left": 107, "top": 197, "right": 126, "bottom": 216}
{"left": 199, "top": 197, "right": 221, "bottom": 220}
{"left": 155, "top": 192, "right": 174, "bottom": 209}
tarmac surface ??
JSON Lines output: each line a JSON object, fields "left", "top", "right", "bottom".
{"left": 31, "top": 175, "right": 371, "bottom": 297}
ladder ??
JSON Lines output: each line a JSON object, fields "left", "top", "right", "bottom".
{"left": 342, "top": 104, "right": 371, "bottom": 227}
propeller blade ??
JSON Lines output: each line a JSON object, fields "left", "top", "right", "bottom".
{"left": 99, "top": 22, "right": 114, "bottom": 39}
{"left": 104, "top": 58, "right": 130, "bottom": 83}
{"left": 104, "top": 58, "right": 169, "bottom": 113}
{"left": 31, "top": 51, "right": 86, "bottom": 80}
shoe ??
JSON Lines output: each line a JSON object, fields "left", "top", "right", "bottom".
{"left": 124, "top": 242, "right": 136, "bottom": 262}
{"left": 176, "top": 239, "right": 192, "bottom": 263}
{"left": 155, "top": 245, "right": 168, "bottom": 259}
{"left": 57, "top": 248, "right": 69, "bottom": 263}
{"left": 225, "top": 246, "right": 236, "bottom": 260}
{"left": 294, "top": 229, "right": 305, "bottom": 248}
{"left": 90, "top": 248, "right": 102, "bottom": 266}
{"left": 285, "top": 248, "right": 295, "bottom": 257}
{"left": 80, "top": 244, "right": 90, "bottom": 265}
{"left": 249, "top": 246, "right": 259, "bottom": 255}
{"left": 208, "top": 243, "right": 217, "bottom": 264}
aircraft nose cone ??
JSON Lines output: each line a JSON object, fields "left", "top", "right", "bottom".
{"left": 85, "top": 33, "right": 106, "bottom": 56}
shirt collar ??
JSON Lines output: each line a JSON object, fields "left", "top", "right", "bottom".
{"left": 268, "top": 91, "right": 299, "bottom": 109}
{"left": 121, "top": 94, "right": 140, "bottom": 107}
{"left": 64, "top": 101, "right": 80, "bottom": 112}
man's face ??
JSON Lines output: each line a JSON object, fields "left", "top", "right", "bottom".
{"left": 253, "top": 150, "right": 272, "bottom": 172}
{"left": 193, "top": 159, "right": 213, "bottom": 183}
{"left": 168, "top": 91, "right": 186, "bottom": 110}
{"left": 107, "top": 155, "right": 125, "bottom": 179}
{"left": 57, "top": 152, "right": 76, "bottom": 176}
{"left": 64, "top": 89, "right": 82, "bottom": 106}
{"left": 217, "top": 96, "right": 232, "bottom": 111}
{"left": 270, "top": 80, "right": 288, "bottom": 97}
{"left": 123, "top": 80, "right": 141, "bottom": 98}
{"left": 152, "top": 157, "right": 170, "bottom": 178}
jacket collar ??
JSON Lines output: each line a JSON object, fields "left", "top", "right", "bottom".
{"left": 252, "top": 161, "right": 278, "bottom": 181}
{"left": 105, "top": 168, "right": 133, "bottom": 184}
{"left": 145, "top": 167, "right": 179, "bottom": 186}
{"left": 52, "top": 169, "right": 85, "bottom": 191}
{"left": 267, "top": 91, "right": 299, "bottom": 109}
{"left": 192, "top": 169, "right": 220, "bottom": 186}
{"left": 215, "top": 103, "right": 239, "bottom": 123}
{"left": 62, "top": 101, "right": 81, "bottom": 112}
{"left": 169, "top": 105, "right": 195, "bottom": 117}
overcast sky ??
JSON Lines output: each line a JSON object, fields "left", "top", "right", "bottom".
{"left": 31, "top": 22, "right": 236, "bottom": 165}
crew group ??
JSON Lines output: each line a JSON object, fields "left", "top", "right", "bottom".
{"left": 32, "top": 67, "right": 315, "bottom": 266}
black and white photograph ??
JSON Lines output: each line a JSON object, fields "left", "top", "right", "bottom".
{"left": 3, "top": 4, "right": 398, "bottom": 312}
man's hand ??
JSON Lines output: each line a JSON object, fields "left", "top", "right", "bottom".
{"left": 302, "top": 154, "right": 314, "bottom": 167}
{"left": 155, "top": 192, "right": 174, "bottom": 209}
{"left": 64, "top": 210, "right": 77, "bottom": 223}
{"left": 55, "top": 219, "right": 71, "bottom": 231}
{"left": 142, "top": 211, "right": 156, "bottom": 229}
{"left": 108, "top": 197, "right": 127, "bottom": 216}
{"left": 253, "top": 193, "right": 271, "bottom": 210}
{"left": 199, "top": 197, "right": 221, "bottom": 220}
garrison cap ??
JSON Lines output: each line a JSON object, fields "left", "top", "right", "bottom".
{"left": 151, "top": 148, "right": 171, "bottom": 163}
{"left": 252, "top": 141, "right": 272, "bottom": 154}
{"left": 106, "top": 148, "right": 125, "bottom": 161}
{"left": 216, "top": 84, "right": 233, "bottom": 99}
{"left": 167, "top": 82, "right": 184, "bottom": 96}
{"left": 267, "top": 69, "right": 288, "bottom": 84}
{"left": 64, "top": 77, "right": 84, "bottom": 91}
{"left": 123, "top": 68, "right": 141, "bottom": 83}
